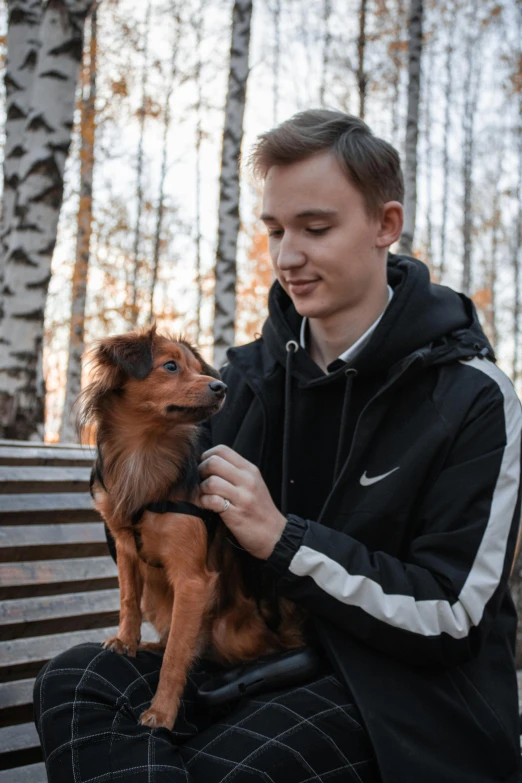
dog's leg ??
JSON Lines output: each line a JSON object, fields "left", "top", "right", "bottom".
{"left": 104, "top": 529, "right": 143, "bottom": 656}
{"left": 140, "top": 516, "right": 216, "bottom": 729}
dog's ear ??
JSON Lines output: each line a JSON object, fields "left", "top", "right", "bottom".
{"left": 75, "top": 329, "right": 155, "bottom": 435}
{"left": 99, "top": 329, "right": 154, "bottom": 380}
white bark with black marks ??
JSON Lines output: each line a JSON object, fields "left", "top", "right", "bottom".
{"left": 357, "top": 0, "right": 368, "bottom": 119}
{"left": 213, "top": 0, "right": 252, "bottom": 368}
{"left": 424, "top": 31, "right": 434, "bottom": 273}
{"left": 398, "top": 0, "right": 423, "bottom": 256}
{"left": 461, "top": 2, "right": 481, "bottom": 296}
{"left": 0, "top": 0, "right": 95, "bottom": 440}
{"left": 193, "top": 0, "right": 204, "bottom": 342}
{"left": 513, "top": 79, "right": 522, "bottom": 382}
{"left": 1, "top": 0, "right": 43, "bottom": 288}
{"left": 440, "top": 4, "right": 457, "bottom": 280}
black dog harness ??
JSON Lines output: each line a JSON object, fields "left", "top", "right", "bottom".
{"left": 131, "top": 500, "right": 221, "bottom": 568}
{"left": 90, "top": 460, "right": 221, "bottom": 568}
{"left": 92, "top": 459, "right": 281, "bottom": 631}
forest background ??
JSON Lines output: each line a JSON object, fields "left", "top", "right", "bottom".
{"left": 0, "top": 0, "right": 520, "bottom": 446}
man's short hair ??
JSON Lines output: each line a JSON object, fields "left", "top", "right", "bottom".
{"left": 250, "top": 109, "right": 404, "bottom": 219}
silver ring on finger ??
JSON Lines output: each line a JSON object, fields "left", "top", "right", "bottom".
{"left": 222, "top": 498, "right": 230, "bottom": 513}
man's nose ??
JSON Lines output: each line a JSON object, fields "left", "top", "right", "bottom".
{"left": 276, "top": 233, "right": 306, "bottom": 270}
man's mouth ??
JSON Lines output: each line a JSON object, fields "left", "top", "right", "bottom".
{"left": 286, "top": 279, "right": 320, "bottom": 295}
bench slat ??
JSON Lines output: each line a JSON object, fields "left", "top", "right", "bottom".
{"left": 0, "top": 678, "right": 34, "bottom": 711}
{"left": 0, "top": 493, "right": 99, "bottom": 525}
{"left": 0, "top": 466, "right": 91, "bottom": 494}
{"left": 0, "top": 445, "right": 95, "bottom": 467}
{"left": 0, "top": 763, "right": 46, "bottom": 782}
{"left": 0, "top": 589, "right": 120, "bottom": 640}
{"left": 0, "top": 721, "right": 40, "bottom": 754}
{"left": 0, "top": 624, "right": 158, "bottom": 680}
{"left": 0, "top": 678, "right": 35, "bottom": 728}
{"left": 0, "top": 439, "right": 89, "bottom": 450}
{"left": 0, "top": 523, "right": 106, "bottom": 548}
{"left": 0, "top": 556, "right": 117, "bottom": 586}
{"left": 0, "top": 523, "right": 109, "bottom": 562}
{"left": 0, "top": 626, "right": 118, "bottom": 677}
{"left": 0, "top": 556, "right": 118, "bottom": 599}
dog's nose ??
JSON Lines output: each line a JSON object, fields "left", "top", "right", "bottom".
{"left": 209, "top": 380, "right": 227, "bottom": 398}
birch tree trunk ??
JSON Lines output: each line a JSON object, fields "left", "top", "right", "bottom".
{"left": 1, "top": 0, "right": 43, "bottom": 289}
{"left": 60, "top": 3, "right": 98, "bottom": 443}
{"left": 488, "top": 183, "right": 500, "bottom": 352}
{"left": 212, "top": 0, "right": 252, "bottom": 368}
{"left": 390, "top": 0, "right": 406, "bottom": 148}
{"left": 319, "top": 0, "right": 331, "bottom": 107}
{"left": 461, "top": 9, "right": 480, "bottom": 296}
{"left": 0, "top": 0, "right": 95, "bottom": 441}
{"left": 424, "top": 33, "right": 434, "bottom": 273}
{"left": 357, "top": 0, "right": 368, "bottom": 119}
{"left": 398, "top": 0, "right": 423, "bottom": 256}
{"left": 149, "top": 9, "right": 181, "bottom": 322}
{"left": 193, "top": 0, "right": 206, "bottom": 342}
{"left": 513, "top": 86, "right": 522, "bottom": 383}
{"left": 272, "top": 0, "right": 280, "bottom": 124}
{"left": 440, "top": 7, "right": 456, "bottom": 280}
{"left": 129, "top": 0, "right": 152, "bottom": 328}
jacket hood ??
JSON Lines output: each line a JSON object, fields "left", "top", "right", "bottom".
{"left": 257, "top": 254, "right": 494, "bottom": 381}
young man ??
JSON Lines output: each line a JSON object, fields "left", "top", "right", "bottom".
{"left": 35, "top": 110, "right": 521, "bottom": 783}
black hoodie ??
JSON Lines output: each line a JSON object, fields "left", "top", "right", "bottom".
{"left": 208, "top": 254, "right": 521, "bottom": 783}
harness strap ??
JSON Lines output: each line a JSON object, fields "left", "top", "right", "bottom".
{"left": 134, "top": 500, "right": 221, "bottom": 542}
{"left": 130, "top": 501, "right": 222, "bottom": 568}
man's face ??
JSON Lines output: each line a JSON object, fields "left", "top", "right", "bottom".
{"left": 261, "top": 152, "right": 387, "bottom": 322}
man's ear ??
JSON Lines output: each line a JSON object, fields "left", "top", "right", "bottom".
{"left": 99, "top": 328, "right": 155, "bottom": 380}
{"left": 375, "top": 201, "right": 403, "bottom": 249}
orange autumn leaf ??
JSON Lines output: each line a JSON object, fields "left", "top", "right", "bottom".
{"left": 472, "top": 288, "right": 493, "bottom": 310}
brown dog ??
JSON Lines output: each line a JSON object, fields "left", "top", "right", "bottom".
{"left": 78, "top": 326, "right": 304, "bottom": 729}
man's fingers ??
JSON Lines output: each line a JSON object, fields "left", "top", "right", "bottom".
{"left": 199, "top": 493, "right": 234, "bottom": 516}
{"left": 198, "top": 454, "right": 244, "bottom": 484}
{"left": 200, "top": 444, "right": 251, "bottom": 470}
{"left": 199, "top": 475, "right": 238, "bottom": 503}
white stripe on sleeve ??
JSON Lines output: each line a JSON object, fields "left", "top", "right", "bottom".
{"left": 288, "top": 358, "right": 522, "bottom": 639}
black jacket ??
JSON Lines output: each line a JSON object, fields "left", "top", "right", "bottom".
{"left": 208, "top": 254, "right": 522, "bottom": 783}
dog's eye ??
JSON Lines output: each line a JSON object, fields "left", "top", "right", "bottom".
{"left": 163, "top": 361, "right": 178, "bottom": 373}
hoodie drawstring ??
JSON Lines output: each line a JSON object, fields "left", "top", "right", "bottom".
{"left": 333, "top": 368, "right": 358, "bottom": 481}
{"left": 281, "top": 341, "right": 358, "bottom": 512}
{"left": 281, "top": 340, "right": 299, "bottom": 515}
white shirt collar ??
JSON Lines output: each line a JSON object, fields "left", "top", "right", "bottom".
{"left": 299, "top": 285, "right": 394, "bottom": 366}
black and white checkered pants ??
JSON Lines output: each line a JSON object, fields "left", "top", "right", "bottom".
{"left": 34, "top": 643, "right": 381, "bottom": 782}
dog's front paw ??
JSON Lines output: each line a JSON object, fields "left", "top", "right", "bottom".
{"left": 103, "top": 635, "right": 139, "bottom": 657}
{"left": 140, "top": 703, "right": 178, "bottom": 730}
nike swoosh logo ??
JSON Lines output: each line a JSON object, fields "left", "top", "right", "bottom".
{"left": 360, "top": 467, "right": 400, "bottom": 486}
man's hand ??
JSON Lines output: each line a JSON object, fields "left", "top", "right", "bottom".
{"left": 198, "top": 445, "right": 287, "bottom": 560}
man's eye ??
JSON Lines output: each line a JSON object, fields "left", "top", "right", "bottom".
{"left": 163, "top": 361, "right": 178, "bottom": 373}
{"left": 268, "top": 229, "right": 283, "bottom": 238}
{"left": 307, "top": 227, "right": 329, "bottom": 235}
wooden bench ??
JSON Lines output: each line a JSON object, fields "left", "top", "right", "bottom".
{"left": 0, "top": 439, "right": 120, "bottom": 780}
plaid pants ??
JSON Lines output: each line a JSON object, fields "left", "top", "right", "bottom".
{"left": 34, "top": 643, "right": 381, "bottom": 782}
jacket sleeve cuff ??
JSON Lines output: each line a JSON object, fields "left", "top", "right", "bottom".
{"left": 265, "top": 514, "right": 308, "bottom": 576}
